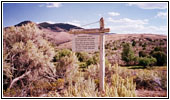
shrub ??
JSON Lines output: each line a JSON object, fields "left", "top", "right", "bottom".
{"left": 54, "top": 49, "right": 71, "bottom": 61}
{"left": 139, "top": 51, "right": 147, "bottom": 57}
{"left": 138, "top": 57, "right": 157, "bottom": 68}
{"left": 142, "top": 43, "right": 147, "bottom": 48}
{"left": 49, "top": 64, "right": 136, "bottom": 97}
{"left": 113, "top": 47, "right": 117, "bottom": 50}
{"left": 153, "top": 47, "right": 163, "bottom": 52}
{"left": 121, "top": 43, "right": 136, "bottom": 65}
{"left": 76, "top": 52, "right": 90, "bottom": 62}
{"left": 3, "top": 23, "right": 57, "bottom": 96}
{"left": 132, "top": 40, "right": 136, "bottom": 46}
{"left": 53, "top": 49, "right": 79, "bottom": 77}
{"left": 134, "top": 69, "right": 166, "bottom": 91}
{"left": 152, "top": 51, "right": 167, "bottom": 66}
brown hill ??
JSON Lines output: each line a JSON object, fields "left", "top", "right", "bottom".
{"left": 6, "top": 21, "right": 83, "bottom": 45}
{"left": 38, "top": 22, "right": 82, "bottom": 32}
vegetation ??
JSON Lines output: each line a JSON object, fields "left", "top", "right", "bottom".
{"left": 3, "top": 23, "right": 56, "bottom": 91}
{"left": 3, "top": 23, "right": 167, "bottom": 97}
{"left": 132, "top": 40, "right": 136, "bottom": 46}
{"left": 138, "top": 57, "right": 157, "bottom": 68}
{"left": 139, "top": 51, "right": 147, "bottom": 57}
{"left": 3, "top": 24, "right": 137, "bottom": 97}
{"left": 121, "top": 43, "right": 136, "bottom": 65}
{"left": 152, "top": 51, "right": 167, "bottom": 66}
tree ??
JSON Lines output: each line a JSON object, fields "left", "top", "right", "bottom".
{"left": 132, "top": 40, "right": 136, "bottom": 46}
{"left": 121, "top": 43, "right": 136, "bottom": 65}
{"left": 150, "top": 47, "right": 167, "bottom": 66}
{"left": 152, "top": 51, "right": 167, "bottom": 66}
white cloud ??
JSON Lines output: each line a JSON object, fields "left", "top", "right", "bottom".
{"left": 45, "top": 21, "right": 56, "bottom": 24}
{"left": 36, "top": 21, "right": 56, "bottom": 24}
{"left": 46, "top": 3, "right": 62, "bottom": 8}
{"left": 156, "top": 12, "right": 167, "bottom": 18}
{"left": 108, "top": 12, "right": 120, "bottom": 16}
{"left": 40, "top": 3, "right": 62, "bottom": 8}
{"left": 106, "top": 17, "right": 167, "bottom": 35}
{"left": 107, "top": 17, "right": 148, "bottom": 25}
{"left": 65, "top": 20, "right": 81, "bottom": 27}
{"left": 127, "top": 3, "right": 167, "bottom": 9}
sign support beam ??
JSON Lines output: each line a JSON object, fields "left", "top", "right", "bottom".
{"left": 69, "top": 17, "right": 109, "bottom": 92}
{"left": 99, "top": 17, "right": 105, "bottom": 92}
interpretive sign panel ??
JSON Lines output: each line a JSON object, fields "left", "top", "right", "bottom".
{"left": 72, "top": 33, "right": 99, "bottom": 52}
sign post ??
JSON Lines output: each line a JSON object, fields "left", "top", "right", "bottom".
{"left": 99, "top": 18, "right": 105, "bottom": 92}
{"left": 69, "top": 17, "right": 109, "bottom": 92}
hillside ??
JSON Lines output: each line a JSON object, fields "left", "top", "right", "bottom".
{"left": 38, "top": 22, "right": 82, "bottom": 32}
{"left": 5, "top": 21, "right": 167, "bottom": 65}
{"left": 57, "top": 34, "right": 167, "bottom": 65}
{"left": 8, "top": 21, "right": 81, "bottom": 45}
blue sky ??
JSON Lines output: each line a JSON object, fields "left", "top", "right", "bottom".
{"left": 3, "top": 2, "right": 168, "bottom": 35}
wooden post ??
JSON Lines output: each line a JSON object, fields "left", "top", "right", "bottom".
{"left": 69, "top": 17, "right": 109, "bottom": 92}
{"left": 99, "top": 17, "right": 105, "bottom": 92}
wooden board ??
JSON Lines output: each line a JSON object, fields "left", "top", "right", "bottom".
{"left": 72, "top": 33, "right": 99, "bottom": 52}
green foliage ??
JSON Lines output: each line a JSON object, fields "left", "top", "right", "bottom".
{"left": 142, "top": 42, "right": 147, "bottom": 48}
{"left": 54, "top": 49, "right": 72, "bottom": 61}
{"left": 138, "top": 57, "right": 157, "bottom": 68}
{"left": 139, "top": 51, "right": 147, "bottom": 57}
{"left": 132, "top": 40, "right": 136, "bottom": 46}
{"left": 76, "top": 52, "right": 90, "bottom": 62}
{"left": 154, "top": 46, "right": 163, "bottom": 52}
{"left": 121, "top": 43, "right": 136, "bottom": 65}
{"left": 53, "top": 49, "right": 79, "bottom": 77}
{"left": 138, "top": 57, "right": 149, "bottom": 67}
{"left": 152, "top": 51, "right": 167, "bottom": 66}
{"left": 150, "top": 47, "right": 167, "bottom": 66}
{"left": 113, "top": 47, "right": 117, "bottom": 50}
{"left": 76, "top": 52, "right": 100, "bottom": 68}
{"left": 79, "top": 62, "right": 87, "bottom": 68}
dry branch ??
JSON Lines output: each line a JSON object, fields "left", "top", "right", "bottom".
{"left": 9, "top": 70, "right": 31, "bottom": 89}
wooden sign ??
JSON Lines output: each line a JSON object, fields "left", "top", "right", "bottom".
{"left": 72, "top": 33, "right": 99, "bottom": 52}
{"left": 69, "top": 17, "right": 110, "bottom": 92}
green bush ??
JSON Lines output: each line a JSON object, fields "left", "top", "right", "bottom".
{"left": 152, "top": 51, "right": 167, "bottom": 66}
{"left": 132, "top": 40, "right": 136, "bottom": 46}
{"left": 139, "top": 51, "right": 147, "bottom": 57}
{"left": 153, "top": 47, "right": 163, "bottom": 52}
{"left": 149, "top": 46, "right": 166, "bottom": 66}
{"left": 76, "top": 52, "right": 90, "bottom": 62}
{"left": 121, "top": 43, "right": 136, "bottom": 65}
{"left": 142, "top": 43, "right": 147, "bottom": 48}
{"left": 54, "top": 49, "right": 72, "bottom": 61}
{"left": 138, "top": 57, "right": 157, "bottom": 68}
{"left": 53, "top": 49, "right": 78, "bottom": 77}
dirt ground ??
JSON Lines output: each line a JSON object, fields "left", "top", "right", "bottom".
{"left": 136, "top": 90, "right": 167, "bottom": 97}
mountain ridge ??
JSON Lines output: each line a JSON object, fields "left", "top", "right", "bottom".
{"left": 13, "top": 20, "right": 83, "bottom": 32}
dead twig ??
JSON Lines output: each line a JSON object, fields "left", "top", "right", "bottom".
{"left": 9, "top": 70, "right": 31, "bottom": 89}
